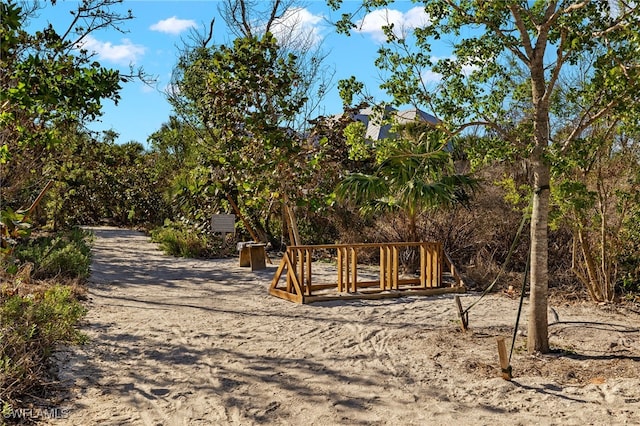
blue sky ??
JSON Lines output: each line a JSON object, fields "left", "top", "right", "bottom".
{"left": 30, "top": 1, "right": 452, "bottom": 147}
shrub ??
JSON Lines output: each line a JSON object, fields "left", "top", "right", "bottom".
{"left": 12, "top": 228, "right": 92, "bottom": 279}
{"left": 0, "top": 285, "right": 87, "bottom": 408}
{"left": 151, "top": 220, "right": 216, "bottom": 258}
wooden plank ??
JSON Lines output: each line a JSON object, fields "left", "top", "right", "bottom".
{"left": 300, "top": 286, "right": 465, "bottom": 303}
{"left": 305, "top": 249, "right": 312, "bottom": 296}
{"left": 420, "top": 245, "right": 426, "bottom": 288}
{"left": 351, "top": 247, "right": 357, "bottom": 293}
{"left": 342, "top": 247, "right": 351, "bottom": 291}
{"left": 392, "top": 246, "right": 399, "bottom": 290}
{"left": 298, "top": 249, "right": 305, "bottom": 294}
{"left": 379, "top": 247, "right": 386, "bottom": 290}
{"left": 269, "top": 287, "right": 303, "bottom": 304}
{"left": 337, "top": 247, "right": 344, "bottom": 292}
{"left": 437, "top": 243, "right": 443, "bottom": 286}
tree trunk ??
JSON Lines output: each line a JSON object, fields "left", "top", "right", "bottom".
{"left": 527, "top": 151, "right": 550, "bottom": 354}
{"left": 528, "top": 41, "right": 552, "bottom": 353}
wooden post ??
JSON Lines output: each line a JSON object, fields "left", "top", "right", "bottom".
{"left": 392, "top": 245, "right": 399, "bottom": 289}
{"left": 350, "top": 247, "right": 357, "bottom": 293}
{"left": 249, "top": 244, "right": 266, "bottom": 271}
{"left": 305, "top": 249, "right": 312, "bottom": 296}
{"left": 283, "top": 194, "right": 301, "bottom": 246}
{"left": 496, "top": 338, "right": 512, "bottom": 380}
{"left": 454, "top": 295, "right": 468, "bottom": 332}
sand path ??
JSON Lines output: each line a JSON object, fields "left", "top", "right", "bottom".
{"left": 47, "top": 227, "right": 640, "bottom": 425}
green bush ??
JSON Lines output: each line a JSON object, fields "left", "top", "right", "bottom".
{"left": 151, "top": 220, "right": 214, "bottom": 258}
{"left": 12, "top": 227, "right": 92, "bottom": 279}
{"left": 0, "top": 285, "right": 87, "bottom": 406}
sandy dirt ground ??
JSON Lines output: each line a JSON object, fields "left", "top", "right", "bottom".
{"left": 44, "top": 226, "right": 640, "bottom": 425}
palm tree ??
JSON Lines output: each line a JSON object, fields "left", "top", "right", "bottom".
{"left": 336, "top": 122, "right": 478, "bottom": 244}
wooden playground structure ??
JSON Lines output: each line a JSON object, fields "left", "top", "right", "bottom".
{"left": 269, "top": 241, "right": 466, "bottom": 303}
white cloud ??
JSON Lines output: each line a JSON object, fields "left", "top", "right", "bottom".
{"left": 270, "top": 7, "right": 325, "bottom": 47}
{"left": 77, "top": 35, "right": 145, "bottom": 65}
{"left": 421, "top": 69, "right": 442, "bottom": 83}
{"left": 356, "top": 6, "right": 430, "bottom": 42}
{"left": 150, "top": 16, "right": 197, "bottom": 35}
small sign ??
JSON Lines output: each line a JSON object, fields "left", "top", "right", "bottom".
{"left": 211, "top": 214, "right": 235, "bottom": 234}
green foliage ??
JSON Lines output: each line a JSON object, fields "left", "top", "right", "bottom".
{"left": 11, "top": 228, "right": 93, "bottom": 279}
{"left": 166, "top": 33, "right": 316, "bottom": 241}
{"left": 151, "top": 220, "right": 215, "bottom": 258}
{"left": 338, "top": 76, "right": 365, "bottom": 107}
{"left": 337, "top": 123, "right": 478, "bottom": 242}
{"left": 343, "top": 121, "right": 371, "bottom": 161}
{"left": 0, "top": 1, "right": 123, "bottom": 150}
{"left": 1, "top": 1, "right": 146, "bottom": 231}
{"left": 494, "top": 176, "right": 531, "bottom": 212}
{"left": 0, "top": 285, "right": 87, "bottom": 406}
{"left": 38, "top": 131, "right": 170, "bottom": 229}
{"left": 1, "top": 207, "right": 32, "bottom": 248}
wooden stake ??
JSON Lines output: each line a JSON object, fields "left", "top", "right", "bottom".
{"left": 496, "top": 337, "right": 512, "bottom": 380}
{"left": 454, "top": 295, "right": 468, "bottom": 332}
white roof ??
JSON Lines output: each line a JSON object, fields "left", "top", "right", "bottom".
{"left": 351, "top": 106, "right": 439, "bottom": 140}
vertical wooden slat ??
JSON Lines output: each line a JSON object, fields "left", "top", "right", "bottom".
{"left": 305, "top": 249, "right": 312, "bottom": 295}
{"left": 393, "top": 245, "right": 400, "bottom": 289}
{"left": 420, "top": 244, "right": 427, "bottom": 288}
{"left": 425, "top": 243, "right": 433, "bottom": 287}
{"left": 351, "top": 247, "right": 357, "bottom": 293}
{"left": 286, "top": 248, "right": 293, "bottom": 292}
{"left": 432, "top": 244, "right": 442, "bottom": 287}
{"left": 336, "top": 247, "right": 344, "bottom": 293}
{"left": 344, "top": 247, "right": 351, "bottom": 292}
{"left": 380, "top": 247, "right": 386, "bottom": 290}
{"left": 438, "top": 243, "right": 443, "bottom": 287}
{"left": 497, "top": 338, "right": 512, "bottom": 380}
{"left": 297, "top": 249, "right": 305, "bottom": 295}
{"left": 384, "top": 246, "right": 391, "bottom": 290}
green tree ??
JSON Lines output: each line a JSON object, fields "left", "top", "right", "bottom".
{"left": 40, "top": 129, "right": 168, "bottom": 229}
{"left": 331, "top": 1, "right": 640, "bottom": 353}
{"left": 0, "top": 0, "right": 138, "bottom": 220}
{"left": 168, "top": 32, "right": 308, "bottom": 240}
{"left": 218, "top": 0, "right": 334, "bottom": 131}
